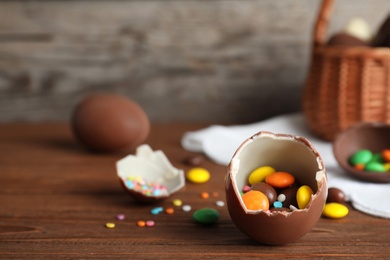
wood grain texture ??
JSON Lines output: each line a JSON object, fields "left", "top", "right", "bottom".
{"left": 0, "top": 122, "right": 389, "bottom": 259}
{"left": 0, "top": 0, "right": 388, "bottom": 123}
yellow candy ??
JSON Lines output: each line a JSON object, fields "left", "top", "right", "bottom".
{"left": 384, "top": 163, "right": 390, "bottom": 171}
{"left": 323, "top": 203, "right": 349, "bottom": 219}
{"left": 248, "top": 166, "right": 276, "bottom": 185}
{"left": 105, "top": 222, "right": 115, "bottom": 229}
{"left": 172, "top": 199, "right": 182, "bottom": 206}
{"left": 186, "top": 167, "right": 210, "bottom": 184}
{"left": 296, "top": 185, "right": 314, "bottom": 209}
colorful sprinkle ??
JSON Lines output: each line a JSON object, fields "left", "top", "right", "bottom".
{"left": 273, "top": 201, "right": 283, "bottom": 208}
{"left": 277, "top": 194, "right": 286, "bottom": 202}
{"left": 123, "top": 176, "right": 169, "bottom": 197}
{"left": 242, "top": 185, "right": 251, "bottom": 193}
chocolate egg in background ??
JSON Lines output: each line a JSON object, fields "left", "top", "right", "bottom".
{"left": 71, "top": 93, "right": 150, "bottom": 153}
{"left": 225, "top": 131, "right": 327, "bottom": 245}
{"left": 327, "top": 32, "right": 368, "bottom": 47}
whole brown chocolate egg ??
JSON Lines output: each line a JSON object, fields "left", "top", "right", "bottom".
{"left": 225, "top": 131, "right": 327, "bottom": 245}
{"left": 71, "top": 93, "right": 150, "bottom": 153}
{"left": 327, "top": 32, "right": 368, "bottom": 47}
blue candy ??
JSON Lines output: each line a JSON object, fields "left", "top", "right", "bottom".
{"left": 273, "top": 201, "right": 283, "bottom": 208}
{"left": 150, "top": 207, "right": 164, "bottom": 215}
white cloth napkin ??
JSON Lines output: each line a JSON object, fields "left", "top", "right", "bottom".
{"left": 181, "top": 113, "right": 390, "bottom": 219}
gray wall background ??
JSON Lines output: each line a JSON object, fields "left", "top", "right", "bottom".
{"left": 0, "top": 0, "right": 388, "bottom": 123}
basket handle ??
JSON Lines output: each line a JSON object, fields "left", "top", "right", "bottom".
{"left": 313, "top": 0, "right": 335, "bottom": 46}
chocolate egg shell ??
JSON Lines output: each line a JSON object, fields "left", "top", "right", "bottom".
{"left": 116, "top": 144, "right": 185, "bottom": 203}
{"left": 225, "top": 131, "right": 327, "bottom": 245}
{"left": 333, "top": 123, "right": 390, "bottom": 183}
{"left": 71, "top": 93, "right": 150, "bottom": 153}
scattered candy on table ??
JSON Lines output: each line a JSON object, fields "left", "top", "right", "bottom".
{"left": 186, "top": 167, "right": 211, "bottom": 184}
{"left": 105, "top": 223, "right": 116, "bottom": 229}
{"left": 182, "top": 205, "right": 192, "bottom": 212}
{"left": 322, "top": 203, "right": 349, "bottom": 219}
{"left": 172, "top": 199, "right": 182, "bottom": 207}
{"left": 146, "top": 220, "right": 155, "bottom": 227}
{"left": 183, "top": 155, "right": 204, "bottom": 166}
{"left": 193, "top": 208, "right": 220, "bottom": 225}
{"left": 327, "top": 187, "right": 346, "bottom": 204}
{"left": 116, "top": 214, "right": 125, "bottom": 220}
{"left": 165, "top": 207, "right": 174, "bottom": 214}
{"left": 200, "top": 192, "right": 210, "bottom": 199}
{"left": 137, "top": 220, "right": 146, "bottom": 227}
{"left": 150, "top": 207, "right": 164, "bottom": 215}
{"left": 215, "top": 200, "right": 225, "bottom": 207}
{"left": 106, "top": 159, "right": 353, "bottom": 235}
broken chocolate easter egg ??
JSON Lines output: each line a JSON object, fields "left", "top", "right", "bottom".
{"left": 225, "top": 131, "right": 327, "bottom": 245}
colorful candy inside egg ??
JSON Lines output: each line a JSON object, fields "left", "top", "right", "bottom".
{"left": 225, "top": 131, "right": 327, "bottom": 245}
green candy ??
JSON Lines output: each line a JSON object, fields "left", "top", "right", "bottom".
{"left": 365, "top": 162, "right": 386, "bottom": 172}
{"left": 369, "top": 153, "right": 384, "bottom": 164}
{"left": 349, "top": 149, "right": 373, "bottom": 165}
{"left": 193, "top": 208, "right": 220, "bottom": 225}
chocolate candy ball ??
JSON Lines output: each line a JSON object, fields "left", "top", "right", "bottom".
{"left": 326, "top": 188, "right": 346, "bottom": 204}
{"left": 250, "top": 182, "right": 277, "bottom": 205}
{"left": 279, "top": 186, "right": 299, "bottom": 208}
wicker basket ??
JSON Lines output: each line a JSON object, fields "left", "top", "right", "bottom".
{"left": 303, "top": 0, "right": 390, "bottom": 141}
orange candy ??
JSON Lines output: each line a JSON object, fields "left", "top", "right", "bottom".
{"left": 200, "top": 192, "right": 210, "bottom": 199}
{"left": 137, "top": 220, "right": 146, "bottom": 227}
{"left": 241, "top": 190, "right": 269, "bottom": 211}
{"left": 265, "top": 171, "right": 295, "bottom": 188}
{"left": 382, "top": 150, "right": 390, "bottom": 162}
{"left": 354, "top": 163, "right": 365, "bottom": 171}
{"left": 165, "top": 207, "right": 174, "bottom": 214}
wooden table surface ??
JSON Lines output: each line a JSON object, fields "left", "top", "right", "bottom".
{"left": 1, "top": 123, "right": 389, "bottom": 259}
